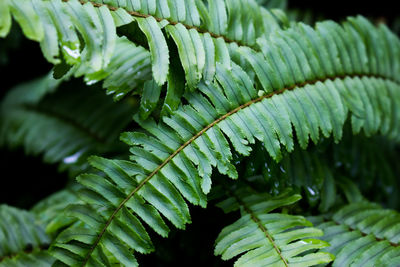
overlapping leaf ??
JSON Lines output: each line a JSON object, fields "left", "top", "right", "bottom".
{"left": 1, "top": 0, "right": 153, "bottom": 99}
{"left": 215, "top": 189, "right": 333, "bottom": 266}
{"left": 311, "top": 202, "right": 400, "bottom": 266}
{"left": 0, "top": 205, "right": 54, "bottom": 267}
{"left": 0, "top": 74, "right": 134, "bottom": 177}
{"left": 1, "top": 0, "right": 285, "bottom": 102}
{"left": 237, "top": 131, "right": 400, "bottom": 211}
{"left": 0, "top": 186, "right": 83, "bottom": 266}
{"left": 31, "top": 185, "right": 83, "bottom": 237}
{"left": 81, "top": 36, "right": 152, "bottom": 100}
{"left": 50, "top": 16, "right": 400, "bottom": 266}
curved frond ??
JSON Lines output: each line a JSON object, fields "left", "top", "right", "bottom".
{"left": 214, "top": 188, "right": 333, "bottom": 266}
{"left": 50, "top": 16, "right": 400, "bottom": 266}
{"left": 0, "top": 74, "right": 135, "bottom": 176}
{"left": 312, "top": 202, "right": 400, "bottom": 266}
{"left": 0, "top": 205, "right": 54, "bottom": 267}
{"left": 1, "top": 0, "right": 285, "bottom": 103}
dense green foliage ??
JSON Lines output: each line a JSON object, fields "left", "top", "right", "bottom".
{"left": 0, "top": 0, "right": 399, "bottom": 266}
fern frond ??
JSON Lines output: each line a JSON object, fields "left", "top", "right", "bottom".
{"left": 332, "top": 134, "right": 400, "bottom": 207}
{"left": 49, "top": 16, "right": 400, "bottom": 265}
{"left": 1, "top": 0, "right": 152, "bottom": 100}
{"left": 1, "top": 0, "right": 285, "bottom": 103}
{"left": 0, "top": 205, "right": 54, "bottom": 267}
{"left": 238, "top": 130, "right": 400, "bottom": 211}
{"left": 214, "top": 188, "right": 333, "bottom": 266}
{"left": 79, "top": 36, "right": 152, "bottom": 100}
{"left": 236, "top": 140, "right": 347, "bottom": 211}
{"left": 0, "top": 74, "right": 134, "bottom": 176}
{"left": 31, "top": 185, "right": 83, "bottom": 237}
{"left": 311, "top": 202, "right": 400, "bottom": 266}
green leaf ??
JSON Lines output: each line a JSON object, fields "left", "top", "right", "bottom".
{"left": 140, "top": 80, "right": 162, "bottom": 119}
{"left": 0, "top": 0, "right": 11, "bottom": 37}
{"left": 0, "top": 205, "right": 54, "bottom": 267}
{"left": 46, "top": 0, "right": 81, "bottom": 65}
{"left": 313, "top": 202, "right": 400, "bottom": 266}
{"left": 33, "top": 0, "right": 60, "bottom": 64}
{"left": 65, "top": 0, "right": 109, "bottom": 71}
{"left": 136, "top": 16, "right": 170, "bottom": 86}
{"left": 48, "top": 14, "right": 400, "bottom": 267}
{"left": 8, "top": 0, "right": 43, "bottom": 41}
{"left": 208, "top": 0, "right": 228, "bottom": 35}
{"left": 161, "top": 61, "right": 185, "bottom": 116}
{"left": 0, "top": 74, "right": 134, "bottom": 177}
{"left": 166, "top": 23, "right": 201, "bottom": 90}
{"left": 215, "top": 189, "right": 333, "bottom": 266}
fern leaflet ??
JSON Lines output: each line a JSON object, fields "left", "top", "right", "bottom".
{"left": 311, "top": 202, "right": 400, "bottom": 266}
{"left": 0, "top": 205, "right": 54, "bottom": 267}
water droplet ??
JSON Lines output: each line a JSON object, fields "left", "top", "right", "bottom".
{"left": 307, "top": 186, "right": 316, "bottom": 196}
{"left": 86, "top": 79, "right": 98, "bottom": 86}
{"left": 126, "top": 69, "right": 134, "bottom": 76}
{"left": 63, "top": 151, "right": 83, "bottom": 164}
{"left": 164, "top": 103, "right": 172, "bottom": 113}
{"left": 258, "top": 90, "right": 265, "bottom": 97}
{"left": 335, "top": 161, "right": 343, "bottom": 167}
{"left": 280, "top": 166, "right": 286, "bottom": 173}
{"left": 62, "top": 45, "right": 80, "bottom": 59}
{"left": 115, "top": 93, "right": 124, "bottom": 99}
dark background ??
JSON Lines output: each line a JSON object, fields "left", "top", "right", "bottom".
{"left": 291, "top": 0, "right": 399, "bottom": 21}
{"left": 0, "top": 1, "right": 398, "bottom": 266}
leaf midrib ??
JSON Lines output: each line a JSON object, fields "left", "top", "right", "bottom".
{"left": 82, "top": 73, "right": 396, "bottom": 266}
{"left": 332, "top": 219, "right": 400, "bottom": 248}
{"left": 230, "top": 191, "right": 289, "bottom": 266}
{"left": 22, "top": 104, "right": 107, "bottom": 144}
{"left": 62, "top": 0, "right": 255, "bottom": 48}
